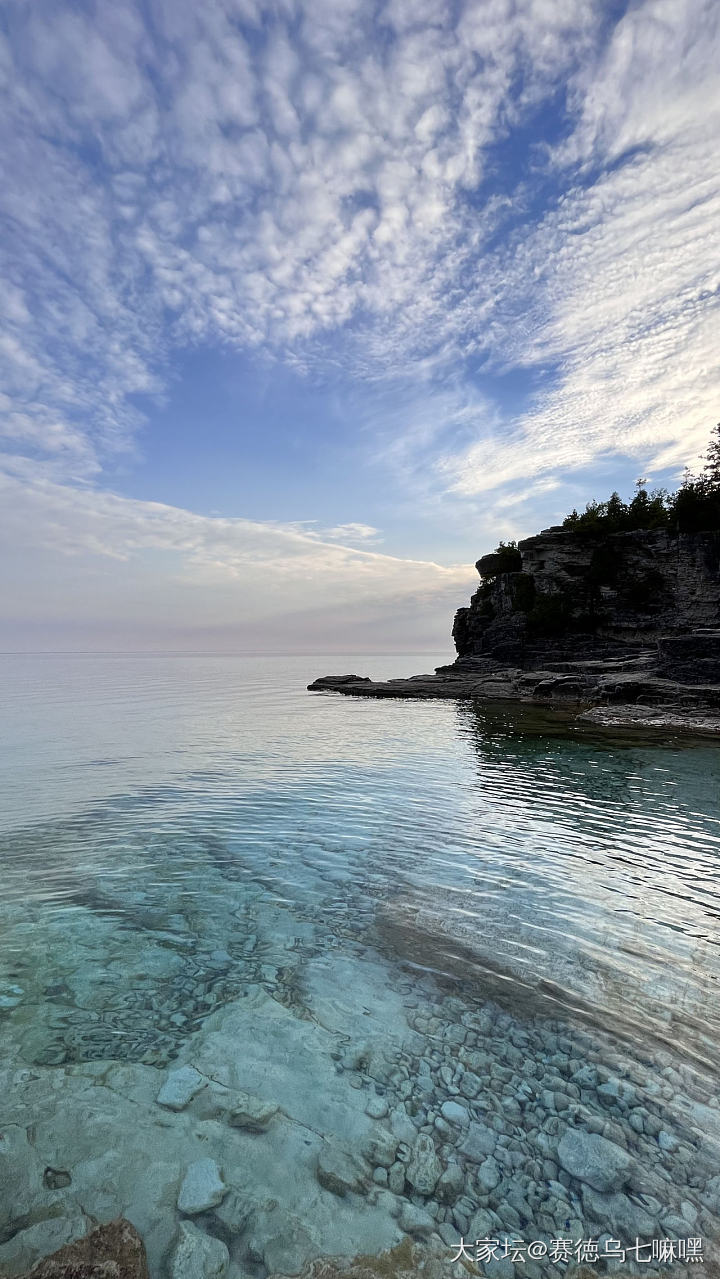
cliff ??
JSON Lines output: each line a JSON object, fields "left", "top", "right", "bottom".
{"left": 454, "top": 527, "right": 720, "bottom": 675}
{"left": 309, "top": 527, "right": 720, "bottom": 734}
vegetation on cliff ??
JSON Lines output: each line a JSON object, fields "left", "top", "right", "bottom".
{"left": 465, "top": 426, "right": 720, "bottom": 650}
{"left": 562, "top": 423, "right": 720, "bottom": 535}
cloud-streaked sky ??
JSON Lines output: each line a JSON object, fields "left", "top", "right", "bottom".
{"left": 1, "top": 0, "right": 718, "bottom": 650}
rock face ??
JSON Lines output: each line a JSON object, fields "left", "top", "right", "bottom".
{"left": 19, "top": 1218, "right": 148, "bottom": 1279}
{"left": 453, "top": 527, "right": 720, "bottom": 662}
{"left": 309, "top": 527, "right": 720, "bottom": 733}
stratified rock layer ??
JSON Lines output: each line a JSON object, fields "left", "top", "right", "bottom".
{"left": 310, "top": 527, "right": 720, "bottom": 733}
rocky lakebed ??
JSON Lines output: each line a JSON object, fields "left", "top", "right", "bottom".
{"left": 2, "top": 654, "right": 720, "bottom": 1279}
{"left": 2, "top": 852, "right": 720, "bottom": 1279}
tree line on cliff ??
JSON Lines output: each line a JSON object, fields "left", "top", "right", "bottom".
{"left": 563, "top": 422, "right": 720, "bottom": 536}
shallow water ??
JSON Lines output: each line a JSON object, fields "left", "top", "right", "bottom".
{"left": 1, "top": 653, "right": 720, "bottom": 1278}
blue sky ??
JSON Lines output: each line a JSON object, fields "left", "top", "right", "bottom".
{"left": 0, "top": 0, "right": 718, "bottom": 651}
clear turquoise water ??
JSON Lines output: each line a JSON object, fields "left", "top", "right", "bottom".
{"left": 1, "top": 654, "right": 720, "bottom": 1277}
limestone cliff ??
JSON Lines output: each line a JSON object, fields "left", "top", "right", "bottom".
{"left": 453, "top": 527, "right": 720, "bottom": 678}
{"left": 310, "top": 527, "right": 720, "bottom": 734}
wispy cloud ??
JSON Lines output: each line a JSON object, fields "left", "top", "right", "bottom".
{"left": 1, "top": 0, "right": 718, "bottom": 644}
{"left": 441, "top": 0, "right": 720, "bottom": 493}
{"left": 0, "top": 0, "right": 600, "bottom": 472}
{"left": 0, "top": 460, "right": 474, "bottom": 639}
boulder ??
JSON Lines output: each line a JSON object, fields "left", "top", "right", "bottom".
{"left": 226, "top": 1091, "right": 279, "bottom": 1131}
{"left": 362, "top": 1128, "right": 398, "bottom": 1169}
{"left": 316, "top": 1145, "right": 365, "bottom": 1197}
{"left": 440, "top": 1101, "right": 469, "bottom": 1126}
{"left": 477, "top": 1156, "right": 501, "bottom": 1191}
{"left": 557, "top": 1128, "right": 632, "bottom": 1192}
{"left": 170, "top": 1222, "right": 229, "bottom": 1279}
{"left": 397, "top": 1203, "right": 435, "bottom": 1238}
{"left": 177, "top": 1161, "right": 227, "bottom": 1215}
{"left": 581, "top": 1187, "right": 656, "bottom": 1238}
{"left": 436, "top": 1163, "right": 465, "bottom": 1204}
{"left": 405, "top": 1135, "right": 441, "bottom": 1196}
{"left": 459, "top": 1121, "right": 497, "bottom": 1162}
{"left": 156, "top": 1066, "right": 207, "bottom": 1112}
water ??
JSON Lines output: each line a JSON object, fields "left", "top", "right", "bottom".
{"left": 1, "top": 653, "right": 720, "bottom": 1278}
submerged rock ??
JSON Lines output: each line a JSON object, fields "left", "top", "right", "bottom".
{"left": 397, "top": 1202, "right": 435, "bottom": 1237}
{"left": 156, "top": 1066, "right": 207, "bottom": 1111}
{"left": 436, "top": 1163, "right": 465, "bottom": 1204}
{"left": 459, "top": 1121, "right": 497, "bottom": 1162}
{"left": 170, "top": 1221, "right": 229, "bottom": 1279}
{"left": 0, "top": 984, "right": 24, "bottom": 1009}
{"left": 267, "top": 1238, "right": 421, "bottom": 1279}
{"left": 1, "top": 1219, "right": 89, "bottom": 1278}
{"left": 212, "top": 1190, "right": 253, "bottom": 1237}
{"left": 477, "top": 1155, "right": 501, "bottom": 1191}
{"left": 177, "top": 1160, "right": 227, "bottom": 1215}
{"left": 557, "top": 1128, "right": 632, "bottom": 1192}
{"left": 365, "top": 1095, "right": 389, "bottom": 1120}
{"left": 316, "top": 1145, "right": 366, "bottom": 1197}
{"left": 261, "top": 1216, "right": 318, "bottom": 1277}
{"left": 405, "top": 1134, "right": 442, "bottom": 1196}
{"left": 440, "top": 1101, "right": 469, "bottom": 1126}
{"left": 227, "top": 1090, "right": 279, "bottom": 1131}
{"left": 363, "top": 1129, "right": 398, "bottom": 1169}
{"left": 581, "top": 1187, "right": 656, "bottom": 1238}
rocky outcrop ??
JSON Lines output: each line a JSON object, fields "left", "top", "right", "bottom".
{"left": 453, "top": 527, "right": 720, "bottom": 663}
{"left": 309, "top": 528, "right": 720, "bottom": 733}
{"left": 19, "top": 1219, "right": 148, "bottom": 1279}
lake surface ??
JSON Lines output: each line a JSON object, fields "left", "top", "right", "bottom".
{"left": 1, "top": 653, "right": 720, "bottom": 1278}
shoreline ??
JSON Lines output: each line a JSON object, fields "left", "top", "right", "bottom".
{"left": 307, "top": 667, "right": 720, "bottom": 738}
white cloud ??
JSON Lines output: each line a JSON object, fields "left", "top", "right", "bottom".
{"left": 442, "top": 0, "right": 720, "bottom": 495}
{"left": 0, "top": 0, "right": 718, "bottom": 642}
{"left": 319, "top": 523, "right": 382, "bottom": 543}
{"left": 0, "top": 462, "right": 475, "bottom": 643}
{"left": 0, "top": 0, "right": 603, "bottom": 475}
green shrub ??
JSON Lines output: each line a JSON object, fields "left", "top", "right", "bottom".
{"left": 492, "top": 540, "right": 522, "bottom": 572}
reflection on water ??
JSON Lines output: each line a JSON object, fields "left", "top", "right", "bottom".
{"left": 0, "top": 654, "right": 719, "bottom": 1278}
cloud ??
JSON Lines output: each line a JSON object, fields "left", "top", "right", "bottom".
{"left": 0, "top": 0, "right": 602, "bottom": 475}
{"left": 0, "top": 462, "right": 475, "bottom": 643}
{"left": 0, "top": 0, "right": 718, "bottom": 638}
{"left": 318, "top": 523, "right": 382, "bottom": 543}
{"left": 440, "top": 0, "right": 720, "bottom": 495}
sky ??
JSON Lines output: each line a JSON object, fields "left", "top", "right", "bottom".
{"left": 1, "top": 0, "right": 719, "bottom": 653}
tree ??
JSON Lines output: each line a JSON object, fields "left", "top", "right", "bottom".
{"left": 703, "top": 422, "right": 720, "bottom": 488}
{"left": 558, "top": 422, "right": 720, "bottom": 535}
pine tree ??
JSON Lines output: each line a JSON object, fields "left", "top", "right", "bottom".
{"left": 703, "top": 422, "right": 720, "bottom": 488}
